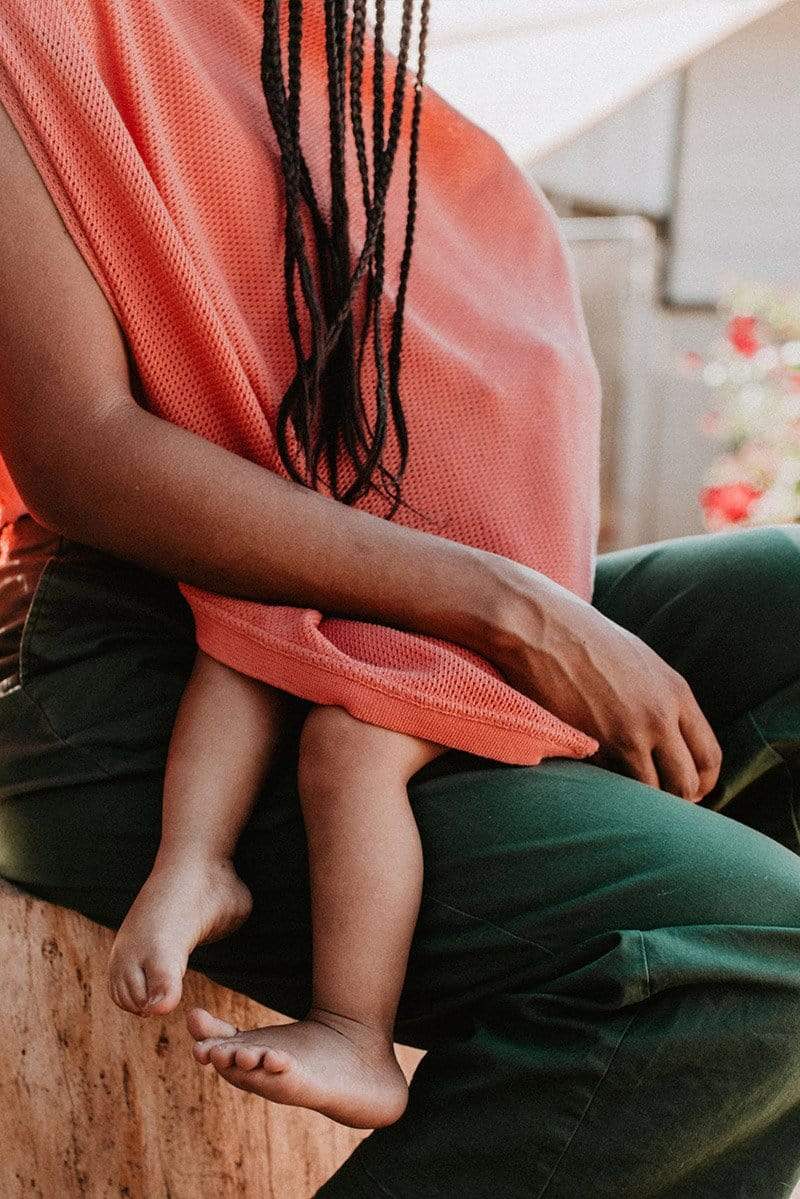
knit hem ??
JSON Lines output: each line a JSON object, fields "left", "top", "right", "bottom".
{"left": 191, "top": 604, "right": 600, "bottom": 768}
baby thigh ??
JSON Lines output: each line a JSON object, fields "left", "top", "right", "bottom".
{"left": 298, "top": 706, "right": 443, "bottom": 798}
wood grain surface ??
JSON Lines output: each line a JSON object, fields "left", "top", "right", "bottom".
{"left": 1, "top": 879, "right": 422, "bottom": 1198}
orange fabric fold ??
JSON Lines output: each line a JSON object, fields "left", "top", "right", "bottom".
{"left": 0, "top": 0, "right": 602, "bottom": 765}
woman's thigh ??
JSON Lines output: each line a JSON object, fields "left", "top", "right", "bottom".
{"left": 593, "top": 523, "right": 800, "bottom": 834}
{"left": 593, "top": 523, "right": 800, "bottom": 737}
{"left": 2, "top": 538, "right": 800, "bottom": 1049}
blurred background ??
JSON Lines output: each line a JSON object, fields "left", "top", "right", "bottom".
{"left": 389, "top": 0, "right": 800, "bottom": 551}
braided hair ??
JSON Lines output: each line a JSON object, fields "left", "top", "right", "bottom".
{"left": 260, "top": 1, "right": 430, "bottom": 515}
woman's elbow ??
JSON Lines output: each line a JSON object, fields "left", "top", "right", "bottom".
{"left": 8, "top": 468, "right": 82, "bottom": 536}
{"left": 1, "top": 434, "right": 98, "bottom": 539}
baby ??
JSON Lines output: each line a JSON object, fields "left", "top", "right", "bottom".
{"left": 108, "top": 646, "right": 445, "bottom": 1129}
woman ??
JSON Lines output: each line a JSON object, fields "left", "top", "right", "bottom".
{"left": 2, "top": 1, "right": 800, "bottom": 1195}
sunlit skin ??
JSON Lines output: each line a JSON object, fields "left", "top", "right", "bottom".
{"left": 0, "top": 3, "right": 723, "bottom": 1131}
{"left": 109, "top": 652, "right": 443, "bottom": 1128}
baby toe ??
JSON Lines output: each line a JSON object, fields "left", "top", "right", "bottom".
{"left": 141, "top": 959, "right": 178, "bottom": 1009}
{"left": 186, "top": 1007, "right": 238, "bottom": 1042}
{"left": 233, "top": 1046, "right": 264, "bottom": 1070}
{"left": 261, "top": 1047, "right": 292, "bottom": 1074}
{"left": 191, "top": 1038, "right": 216, "bottom": 1065}
{"left": 144, "top": 976, "right": 182, "bottom": 1016}
{"left": 120, "top": 965, "right": 149, "bottom": 1013}
{"left": 209, "top": 1041, "right": 238, "bottom": 1070}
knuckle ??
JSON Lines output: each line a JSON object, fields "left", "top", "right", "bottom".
{"left": 675, "top": 684, "right": 698, "bottom": 717}
{"left": 614, "top": 728, "right": 645, "bottom": 758}
{"left": 623, "top": 747, "right": 656, "bottom": 782}
{"left": 697, "top": 740, "right": 723, "bottom": 772}
{"left": 705, "top": 743, "right": 724, "bottom": 772}
{"left": 670, "top": 669, "right": 692, "bottom": 695}
{"left": 648, "top": 703, "right": 676, "bottom": 735}
{"left": 679, "top": 776, "right": 701, "bottom": 801}
{"left": 659, "top": 755, "right": 697, "bottom": 797}
{"left": 671, "top": 674, "right": 698, "bottom": 710}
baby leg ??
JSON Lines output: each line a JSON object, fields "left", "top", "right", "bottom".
{"left": 188, "top": 706, "right": 444, "bottom": 1128}
{"left": 109, "top": 649, "right": 289, "bottom": 1016}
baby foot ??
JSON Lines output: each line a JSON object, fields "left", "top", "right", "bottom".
{"left": 186, "top": 1006, "right": 409, "bottom": 1129}
{"left": 109, "top": 858, "right": 252, "bottom": 1017}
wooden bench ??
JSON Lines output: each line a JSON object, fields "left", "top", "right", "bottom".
{"left": 1, "top": 878, "right": 421, "bottom": 1198}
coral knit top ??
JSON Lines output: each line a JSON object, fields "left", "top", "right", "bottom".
{"left": 0, "top": 0, "right": 603, "bottom": 766}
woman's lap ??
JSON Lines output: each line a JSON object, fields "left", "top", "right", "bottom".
{"left": 4, "top": 525, "right": 800, "bottom": 1193}
{"left": 1, "top": 524, "right": 799, "bottom": 1036}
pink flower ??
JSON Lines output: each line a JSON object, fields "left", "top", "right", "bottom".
{"left": 727, "top": 315, "right": 760, "bottom": 358}
{"left": 700, "top": 482, "right": 763, "bottom": 529}
{"left": 700, "top": 411, "right": 722, "bottom": 436}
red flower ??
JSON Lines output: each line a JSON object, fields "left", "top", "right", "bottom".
{"left": 700, "top": 482, "right": 763, "bottom": 528}
{"left": 727, "top": 315, "right": 760, "bottom": 357}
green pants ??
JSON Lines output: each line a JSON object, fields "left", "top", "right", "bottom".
{"left": 2, "top": 525, "right": 800, "bottom": 1197}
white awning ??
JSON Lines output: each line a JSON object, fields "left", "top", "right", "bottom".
{"left": 386, "top": 0, "right": 789, "bottom": 164}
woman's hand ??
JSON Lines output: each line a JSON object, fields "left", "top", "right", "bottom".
{"left": 478, "top": 557, "right": 723, "bottom": 801}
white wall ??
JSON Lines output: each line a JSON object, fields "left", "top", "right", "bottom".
{"left": 666, "top": 0, "right": 800, "bottom": 304}
{"left": 533, "top": 74, "right": 682, "bottom": 220}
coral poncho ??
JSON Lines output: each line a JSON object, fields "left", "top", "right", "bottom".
{"left": 0, "top": 0, "right": 602, "bottom": 765}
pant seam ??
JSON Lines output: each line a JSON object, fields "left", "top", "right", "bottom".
{"left": 427, "top": 895, "right": 557, "bottom": 958}
{"left": 536, "top": 1008, "right": 643, "bottom": 1198}
{"left": 747, "top": 707, "right": 800, "bottom": 852}
{"left": 747, "top": 706, "right": 786, "bottom": 767}
{"left": 638, "top": 928, "right": 652, "bottom": 997}
{"left": 789, "top": 774, "right": 800, "bottom": 851}
{"left": 536, "top": 928, "right": 652, "bottom": 1196}
{"left": 337, "top": 1160, "right": 398, "bottom": 1198}
{"left": 15, "top": 549, "right": 116, "bottom": 780}
{"left": 10, "top": 679, "right": 115, "bottom": 785}
{"left": 17, "top": 551, "right": 61, "bottom": 690}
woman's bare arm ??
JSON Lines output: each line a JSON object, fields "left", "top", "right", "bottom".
{"left": 0, "top": 97, "right": 722, "bottom": 800}
{"left": 0, "top": 98, "right": 495, "bottom": 649}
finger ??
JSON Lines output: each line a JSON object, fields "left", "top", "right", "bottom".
{"left": 652, "top": 734, "right": 701, "bottom": 801}
{"left": 605, "top": 746, "right": 661, "bottom": 791}
{"left": 628, "top": 751, "right": 661, "bottom": 792}
{"left": 679, "top": 712, "right": 723, "bottom": 798}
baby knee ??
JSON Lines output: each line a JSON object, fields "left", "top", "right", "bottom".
{"left": 297, "top": 705, "right": 369, "bottom": 795}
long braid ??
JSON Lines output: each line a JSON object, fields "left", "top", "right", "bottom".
{"left": 348, "top": 0, "right": 376, "bottom": 391}
{"left": 343, "top": 1, "right": 418, "bottom": 514}
{"left": 262, "top": 2, "right": 325, "bottom": 465}
{"left": 314, "top": 2, "right": 415, "bottom": 387}
{"left": 366, "top": 0, "right": 392, "bottom": 505}
{"left": 346, "top": 0, "right": 415, "bottom": 515}
{"left": 386, "top": 0, "right": 429, "bottom": 475}
{"left": 317, "top": 0, "right": 355, "bottom": 497}
{"left": 262, "top": 1, "right": 429, "bottom": 512}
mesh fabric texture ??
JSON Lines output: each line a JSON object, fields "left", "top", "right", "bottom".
{"left": 0, "top": 0, "right": 602, "bottom": 764}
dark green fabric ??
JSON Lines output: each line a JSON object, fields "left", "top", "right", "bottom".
{"left": 2, "top": 526, "right": 800, "bottom": 1196}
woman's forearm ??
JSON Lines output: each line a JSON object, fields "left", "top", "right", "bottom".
{"left": 0, "top": 93, "right": 513, "bottom": 674}
{"left": 29, "top": 401, "right": 505, "bottom": 655}
{"left": 21, "top": 398, "right": 726, "bottom": 804}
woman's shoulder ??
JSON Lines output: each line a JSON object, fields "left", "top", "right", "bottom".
{"left": 0, "top": 93, "right": 134, "bottom": 525}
